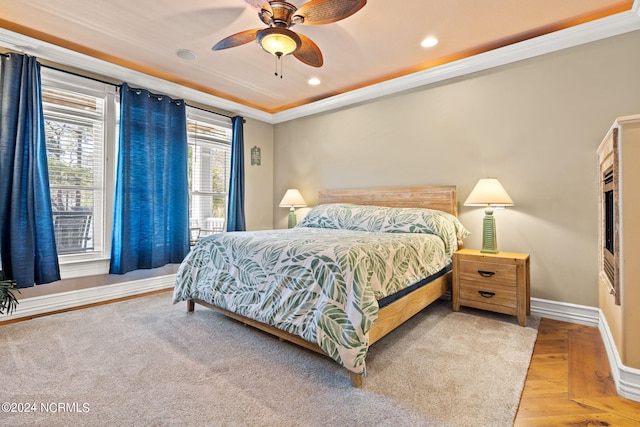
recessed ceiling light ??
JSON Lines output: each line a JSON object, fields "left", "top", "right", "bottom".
{"left": 176, "top": 49, "right": 197, "bottom": 61}
{"left": 421, "top": 37, "right": 438, "bottom": 48}
{"left": 308, "top": 77, "right": 321, "bottom": 86}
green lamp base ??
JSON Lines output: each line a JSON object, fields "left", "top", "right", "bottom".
{"left": 481, "top": 208, "right": 498, "bottom": 254}
{"left": 287, "top": 207, "right": 297, "bottom": 228}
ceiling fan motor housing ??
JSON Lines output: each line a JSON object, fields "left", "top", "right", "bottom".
{"left": 259, "top": 1, "right": 302, "bottom": 27}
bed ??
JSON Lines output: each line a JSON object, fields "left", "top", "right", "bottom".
{"left": 173, "top": 186, "right": 468, "bottom": 387}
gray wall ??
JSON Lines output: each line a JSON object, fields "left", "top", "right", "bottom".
{"left": 244, "top": 117, "right": 275, "bottom": 231}
{"left": 273, "top": 30, "right": 640, "bottom": 307}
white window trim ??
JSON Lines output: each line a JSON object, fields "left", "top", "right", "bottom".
{"left": 41, "top": 68, "right": 118, "bottom": 279}
{"left": 37, "top": 72, "right": 233, "bottom": 280}
{"left": 187, "top": 107, "right": 232, "bottom": 239}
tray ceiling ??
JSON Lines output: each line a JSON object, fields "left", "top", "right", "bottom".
{"left": 0, "top": 0, "right": 636, "bottom": 120}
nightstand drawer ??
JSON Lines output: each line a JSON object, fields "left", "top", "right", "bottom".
{"left": 459, "top": 281, "right": 517, "bottom": 309}
{"left": 452, "top": 249, "right": 530, "bottom": 326}
{"left": 458, "top": 260, "right": 517, "bottom": 287}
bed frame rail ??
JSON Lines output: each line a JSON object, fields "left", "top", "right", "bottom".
{"left": 187, "top": 272, "right": 451, "bottom": 388}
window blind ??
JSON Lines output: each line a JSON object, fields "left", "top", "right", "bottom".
{"left": 187, "top": 108, "right": 232, "bottom": 238}
{"left": 43, "top": 86, "right": 105, "bottom": 255}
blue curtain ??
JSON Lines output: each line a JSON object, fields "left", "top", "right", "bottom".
{"left": 110, "top": 83, "right": 189, "bottom": 275}
{"left": 227, "top": 116, "right": 246, "bottom": 231}
{"left": 0, "top": 53, "right": 60, "bottom": 288}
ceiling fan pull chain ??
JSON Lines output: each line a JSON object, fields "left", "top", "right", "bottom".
{"left": 275, "top": 54, "right": 284, "bottom": 79}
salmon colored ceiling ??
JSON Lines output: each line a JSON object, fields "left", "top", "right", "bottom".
{"left": 0, "top": 0, "right": 634, "bottom": 114}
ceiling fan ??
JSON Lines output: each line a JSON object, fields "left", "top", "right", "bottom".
{"left": 212, "top": 0, "right": 367, "bottom": 69}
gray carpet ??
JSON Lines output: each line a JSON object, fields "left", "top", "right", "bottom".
{"left": 0, "top": 291, "right": 539, "bottom": 426}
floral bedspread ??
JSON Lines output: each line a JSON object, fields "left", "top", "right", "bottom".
{"left": 173, "top": 204, "right": 469, "bottom": 375}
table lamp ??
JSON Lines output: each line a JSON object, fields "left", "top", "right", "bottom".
{"left": 279, "top": 189, "right": 307, "bottom": 228}
{"left": 464, "top": 178, "right": 514, "bottom": 254}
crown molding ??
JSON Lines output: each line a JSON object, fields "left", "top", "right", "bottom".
{"left": 0, "top": 27, "right": 274, "bottom": 123}
{"left": 1, "top": 4, "right": 639, "bottom": 125}
{"left": 272, "top": 7, "right": 640, "bottom": 123}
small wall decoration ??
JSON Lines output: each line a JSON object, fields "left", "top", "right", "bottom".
{"left": 251, "top": 145, "right": 261, "bottom": 166}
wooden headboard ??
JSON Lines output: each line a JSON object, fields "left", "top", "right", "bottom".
{"left": 318, "top": 185, "right": 458, "bottom": 216}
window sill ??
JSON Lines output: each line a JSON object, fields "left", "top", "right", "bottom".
{"left": 59, "top": 256, "right": 110, "bottom": 280}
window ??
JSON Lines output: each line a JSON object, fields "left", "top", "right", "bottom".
{"left": 187, "top": 108, "right": 232, "bottom": 241}
{"left": 37, "top": 69, "right": 231, "bottom": 275}
{"left": 41, "top": 69, "right": 116, "bottom": 261}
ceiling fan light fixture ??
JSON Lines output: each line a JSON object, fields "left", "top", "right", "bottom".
{"left": 257, "top": 27, "right": 301, "bottom": 57}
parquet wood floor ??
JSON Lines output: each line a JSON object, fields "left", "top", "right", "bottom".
{"left": 514, "top": 318, "right": 640, "bottom": 426}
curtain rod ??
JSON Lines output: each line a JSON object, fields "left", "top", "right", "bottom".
{"left": 39, "top": 62, "right": 240, "bottom": 121}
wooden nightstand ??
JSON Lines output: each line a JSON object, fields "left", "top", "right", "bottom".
{"left": 452, "top": 248, "right": 530, "bottom": 326}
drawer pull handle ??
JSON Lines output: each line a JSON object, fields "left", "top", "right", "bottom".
{"left": 477, "top": 270, "right": 495, "bottom": 278}
{"left": 478, "top": 291, "right": 496, "bottom": 298}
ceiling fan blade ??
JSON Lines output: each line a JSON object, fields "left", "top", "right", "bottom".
{"left": 243, "top": 0, "right": 274, "bottom": 26}
{"left": 243, "top": 0, "right": 272, "bottom": 13}
{"left": 294, "top": 0, "right": 366, "bottom": 25}
{"left": 293, "top": 34, "right": 323, "bottom": 67}
{"left": 212, "top": 29, "right": 260, "bottom": 50}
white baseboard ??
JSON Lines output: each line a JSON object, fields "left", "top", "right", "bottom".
{"left": 3, "top": 274, "right": 175, "bottom": 322}
{"left": 531, "top": 297, "right": 640, "bottom": 402}
{"left": 598, "top": 311, "right": 640, "bottom": 402}
{"left": 531, "top": 297, "right": 600, "bottom": 327}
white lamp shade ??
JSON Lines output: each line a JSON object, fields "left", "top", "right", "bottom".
{"left": 464, "top": 178, "right": 514, "bottom": 206}
{"left": 279, "top": 189, "right": 307, "bottom": 208}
